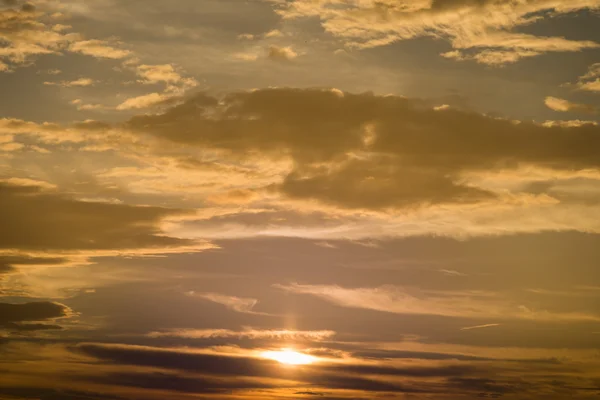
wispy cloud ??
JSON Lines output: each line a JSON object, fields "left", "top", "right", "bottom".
{"left": 147, "top": 327, "right": 335, "bottom": 340}
{"left": 460, "top": 324, "right": 501, "bottom": 331}
{"left": 68, "top": 39, "right": 131, "bottom": 59}
{"left": 275, "top": 283, "right": 600, "bottom": 322}
{"left": 187, "top": 291, "right": 268, "bottom": 315}
{"left": 44, "top": 78, "right": 95, "bottom": 87}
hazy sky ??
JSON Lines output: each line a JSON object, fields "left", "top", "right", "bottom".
{"left": 1, "top": 1, "right": 600, "bottom": 399}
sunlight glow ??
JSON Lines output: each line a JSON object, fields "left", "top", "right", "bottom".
{"left": 261, "top": 349, "right": 316, "bottom": 365}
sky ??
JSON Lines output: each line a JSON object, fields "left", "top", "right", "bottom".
{"left": 1, "top": 0, "right": 600, "bottom": 399}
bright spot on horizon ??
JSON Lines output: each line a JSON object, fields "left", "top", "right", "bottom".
{"left": 262, "top": 349, "right": 316, "bottom": 365}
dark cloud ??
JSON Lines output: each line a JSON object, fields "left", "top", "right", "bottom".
{"left": 350, "top": 349, "right": 563, "bottom": 366}
{"left": 74, "top": 343, "right": 281, "bottom": 378}
{"left": 126, "top": 89, "right": 600, "bottom": 210}
{"left": 0, "top": 182, "right": 198, "bottom": 255}
{"left": 0, "top": 256, "right": 69, "bottom": 274}
{"left": 1, "top": 322, "right": 63, "bottom": 332}
{"left": 73, "top": 343, "right": 487, "bottom": 395}
{"left": 295, "top": 391, "right": 326, "bottom": 396}
{"left": 86, "top": 371, "right": 274, "bottom": 394}
{"left": 280, "top": 157, "right": 493, "bottom": 209}
{"left": 0, "top": 263, "right": 14, "bottom": 274}
{"left": 0, "top": 387, "right": 126, "bottom": 400}
{"left": 0, "top": 301, "right": 70, "bottom": 325}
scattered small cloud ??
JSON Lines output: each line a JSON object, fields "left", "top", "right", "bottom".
{"left": 44, "top": 77, "right": 95, "bottom": 87}
{"left": 116, "top": 92, "right": 171, "bottom": 110}
{"left": 544, "top": 96, "right": 597, "bottom": 114}
{"left": 265, "top": 29, "right": 283, "bottom": 38}
{"left": 267, "top": 45, "right": 298, "bottom": 61}
{"left": 574, "top": 63, "right": 600, "bottom": 92}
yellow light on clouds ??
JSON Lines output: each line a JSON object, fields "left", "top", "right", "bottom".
{"left": 262, "top": 349, "right": 316, "bottom": 365}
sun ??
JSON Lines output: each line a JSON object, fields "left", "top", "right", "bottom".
{"left": 262, "top": 349, "right": 316, "bottom": 365}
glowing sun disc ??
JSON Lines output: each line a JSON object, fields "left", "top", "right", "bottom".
{"left": 262, "top": 349, "right": 316, "bottom": 365}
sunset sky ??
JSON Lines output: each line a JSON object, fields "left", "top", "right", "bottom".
{"left": 2, "top": 1, "right": 600, "bottom": 399}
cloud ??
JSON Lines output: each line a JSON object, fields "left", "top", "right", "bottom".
{"left": 147, "top": 328, "right": 335, "bottom": 340}
{"left": 187, "top": 291, "right": 262, "bottom": 314}
{"left": 0, "top": 255, "right": 68, "bottom": 273}
{"left": 68, "top": 39, "right": 131, "bottom": 59}
{"left": 443, "top": 49, "right": 542, "bottom": 65}
{"left": 0, "top": 3, "right": 73, "bottom": 67}
{"left": 70, "top": 99, "right": 105, "bottom": 111}
{"left": 265, "top": 29, "right": 283, "bottom": 38}
{"left": 206, "top": 189, "right": 259, "bottom": 205}
{"left": 135, "top": 64, "right": 183, "bottom": 84}
{"left": 267, "top": 45, "right": 298, "bottom": 61}
{"left": 125, "top": 88, "right": 600, "bottom": 213}
{"left": 0, "top": 180, "right": 208, "bottom": 263}
{"left": 544, "top": 96, "right": 597, "bottom": 114}
{"left": 234, "top": 51, "right": 260, "bottom": 61}
{"left": 275, "top": 283, "right": 600, "bottom": 322}
{"left": 44, "top": 78, "right": 95, "bottom": 87}
{"left": 461, "top": 323, "right": 501, "bottom": 331}
{"left": 0, "top": 301, "right": 71, "bottom": 326}
{"left": 542, "top": 119, "right": 598, "bottom": 128}
{"left": 272, "top": 0, "right": 600, "bottom": 65}
{"left": 71, "top": 343, "right": 470, "bottom": 395}
{"left": 117, "top": 64, "right": 196, "bottom": 110}
{"left": 439, "top": 269, "right": 468, "bottom": 277}
{"left": 3, "top": 338, "right": 599, "bottom": 399}
{"left": 116, "top": 92, "right": 171, "bottom": 110}
{"left": 0, "top": 387, "right": 126, "bottom": 400}
{"left": 575, "top": 62, "right": 600, "bottom": 92}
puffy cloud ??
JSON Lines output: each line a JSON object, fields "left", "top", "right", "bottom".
{"left": 264, "top": 29, "right": 283, "bottom": 38}
{"left": 135, "top": 64, "right": 183, "bottom": 85}
{"left": 70, "top": 99, "right": 106, "bottom": 111}
{"left": 544, "top": 96, "right": 597, "bottom": 114}
{"left": 267, "top": 45, "right": 298, "bottom": 61}
{"left": 575, "top": 62, "right": 600, "bottom": 92}
{"left": 116, "top": 64, "right": 197, "bottom": 111}
{"left": 125, "top": 88, "right": 600, "bottom": 212}
{"left": 0, "top": 3, "right": 73, "bottom": 67}
{"left": 270, "top": 0, "right": 600, "bottom": 64}
{"left": 234, "top": 51, "right": 260, "bottom": 61}
{"left": 116, "top": 92, "right": 171, "bottom": 110}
